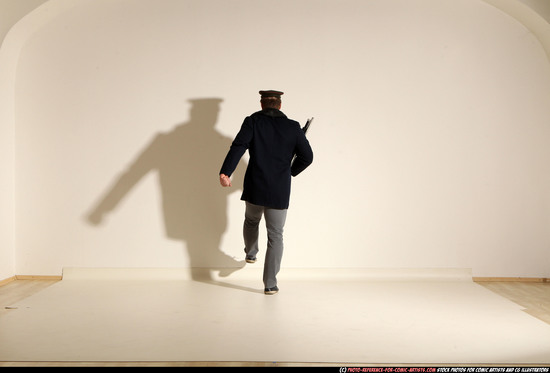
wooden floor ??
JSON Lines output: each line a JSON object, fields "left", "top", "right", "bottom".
{"left": 0, "top": 279, "right": 60, "bottom": 314}
{"left": 2, "top": 279, "right": 548, "bottom": 325}
{"left": 0, "top": 278, "right": 549, "bottom": 367}
{"left": 476, "top": 280, "right": 550, "bottom": 326}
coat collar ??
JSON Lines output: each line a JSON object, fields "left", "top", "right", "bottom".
{"left": 257, "top": 108, "right": 287, "bottom": 118}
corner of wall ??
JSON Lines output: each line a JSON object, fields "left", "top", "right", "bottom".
{"left": 483, "top": 0, "right": 550, "bottom": 62}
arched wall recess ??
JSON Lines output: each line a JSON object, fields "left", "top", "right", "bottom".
{"left": 1, "top": 0, "right": 550, "bottom": 278}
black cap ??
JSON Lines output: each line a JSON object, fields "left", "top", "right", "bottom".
{"left": 259, "top": 90, "right": 284, "bottom": 99}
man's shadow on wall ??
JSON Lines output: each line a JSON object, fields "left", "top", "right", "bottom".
{"left": 85, "top": 98, "right": 256, "bottom": 291}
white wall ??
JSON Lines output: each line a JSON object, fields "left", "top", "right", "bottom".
{"left": 0, "top": 0, "right": 48, "bottom": 281}
{"left": 0, "top": 0, "right": 48, "bottom": 46}
{"left": 5, "top": 0, "right": 550, "bottom": 278}
{"left": 0, "top": 41, "right": 15, "bottom": 280}
{"left": 519, "top": 0, "right": 550, "bottom": 22}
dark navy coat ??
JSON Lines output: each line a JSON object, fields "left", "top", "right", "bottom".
{"left": 220, "top": 108, "right": 313, "bottom": 209}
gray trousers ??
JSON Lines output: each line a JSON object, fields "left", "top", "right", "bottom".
{"left": 243, "top": 202, "right": 288, "bottom": 288}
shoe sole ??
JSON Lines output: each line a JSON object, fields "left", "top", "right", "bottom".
{"left": 264, "top": 290, "right": 279, "bottom": 295}
{"left": 245, "top": 259, "right": 256, "bottom": 264}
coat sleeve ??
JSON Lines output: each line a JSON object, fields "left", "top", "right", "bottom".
{"left": 219, "top": 117, "right": 253, "bottom": 177}
{"left": 291, "top": 128, "right": 313, "bottom": 177}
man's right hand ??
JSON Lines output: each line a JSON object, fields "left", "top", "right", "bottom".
{"left": 219, "top": 174, "right": 232, "bottom": 187}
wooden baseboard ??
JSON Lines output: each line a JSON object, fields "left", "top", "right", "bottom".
{"left": 15, "top": 275, "right": 63, "bottom": 281}
{"left": 0, "top": 276, "right": 16, "bottom": 287}
{"left": 0, "top": 275, "right": 63, "bottom": 287}
{"left": 474, "top": 277, "right": 549, "bottom": 283}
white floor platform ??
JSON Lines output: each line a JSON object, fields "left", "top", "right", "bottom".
{"left": 1, "top": 268, "right": 550, "bottom": 365}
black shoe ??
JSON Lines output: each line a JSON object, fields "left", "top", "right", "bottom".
{"left": 245, "top": 256, "right": 256, "bottom": 264}
{"left": 264, "top": 286, "right": 279, "bottom": 295}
